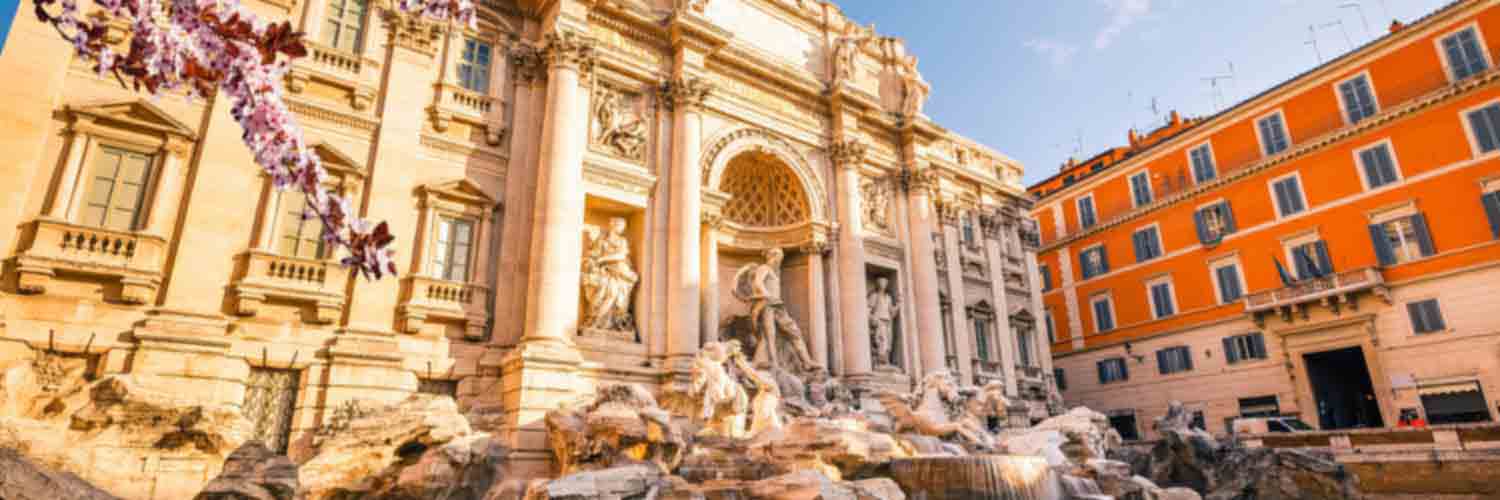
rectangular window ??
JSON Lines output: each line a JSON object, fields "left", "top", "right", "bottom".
{"left": 1466, "top": 103, "right": 1500, "bottom": 154}
{"left": 1130, "top": 172, "right": 1153, "bottom": 206}
{"left": 1132, "top": 226, "right": 1162, "bottom": 263}
{"left": 1441, "top": 27, "right": 1489, "bottom": 81}
{"left": 1239, "top": 395, "right": 1280, "bottom": 417}
{"left": 1053, "top": 368, "right": 1067, "bottom": 391}
{"left": 973, "top": 316, "right": 991, "bottom": 361}
{"left": 1370, "top": 214, "right": 1435, "bottom": 266}
{"left": 277, "top": 194, "right": 328, "bottom": 259}
{"left": 1337, "top": 75, "right": 1378, "bottom": 124}
{"left": 1149, "top": 281, "right": 1176, "bottom": 319}
{"left": 1194, "top": 201, "right": 1237, "bottom": 243}
{"left": 1257, "top": 113, "right": 1290, "bottom": 156}
{"left": 432, "top": 216, "right": 475, "bottom": 281}
{"left": 1080, "top": 246, "right": 1109, "bottom": 279}
{"left": 1407, "top": 299, "right": 1447, "bottom": 334}
{"left": 1044, "top": 312, "right": 1056, "bottom": 344}
{"left": 962, "top": 215, "right": 976, "bottom": 245}
{"left": 1157, "top": 346, "right": 1193, "bottom": 374}
{"left": 1358, "top": 143, "right": 1400, "bottom": 189}
{"left": 1097, "top": 357, "right": 1128, "bottom": 383}
{"left": 1189, "top": 144, "right": 1216, "bottom": 183}
{"left": 1039, "top": 264, "right": 1052, "bottom": 292}
{"left": 322, "top": 0, "right": 368, "bottom": 51}
{"left": 457, "top": 38, "right": 493, "bottom": 94}
{"left": 1271, "top": 175, "right": 1306, "bottom": 217}
{"left": 1214, "top": 263, "right": 1244, "bottom": 304}
{"left": 1290, "top": 240, "right": 1333, "bottom": 280}
{"left": 1223, "top": 332, "right": 1267, "bottom": 364}
{"left": 1092, "top": 296, "right": 1115, "bottom": 333}
{"left": 81, "top": 146, "right": 154, "bottom": 231}
{"left": 1483, "top": 191, "right": 1500, "bottom": 239}
{"left": 1077, "top": 196, "right": 1097, "bottom": 229}
{"left": 1016, "top": 329, "right": 1034, "bottom": 367}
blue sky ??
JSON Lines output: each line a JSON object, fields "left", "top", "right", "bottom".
{"left": 0, "top": 0, "right": 18, "bottom": 56}
{"left": 839, "top": 0, "right": 1450, "bottom": 186}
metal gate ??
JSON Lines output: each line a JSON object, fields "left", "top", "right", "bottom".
{"left": 243, "top": 368, "right": 300, "bottom": 453}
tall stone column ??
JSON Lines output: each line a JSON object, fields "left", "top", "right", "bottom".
{"left": 662, "top": 77, "right": 712, "bottom": 372}
{"left": 980, "top": 212, "right": 1019, "bottom": 396}
{"left": 831, "top": 139, "right": 872, "bottom": 382}
{"left": 492, "top": 44, "right": 544, "bottom": 347}
{"left": 700, "top": 214, "right": 723, "bottom": 345}
{"left": 937, "top": 205, "right": 974, "bottom": 382}
{"left": 905, "top": 169, "right": 947, "bottom": 374}
{"left": 802, "top": 242, "right": 830, "bottom": 368}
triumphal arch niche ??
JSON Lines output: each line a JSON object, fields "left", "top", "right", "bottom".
{"left": 482, "top": 0, "right": 1052, "bottom": 474}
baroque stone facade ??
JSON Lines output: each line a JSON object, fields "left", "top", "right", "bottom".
{"left": 0, "top": 0, "right": 1049, "bottom": 495}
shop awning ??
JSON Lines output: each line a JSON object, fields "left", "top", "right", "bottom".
{"left": 1417, "top": 381, "right": 1481, "bottom": 396}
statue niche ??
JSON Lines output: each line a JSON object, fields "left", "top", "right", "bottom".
{"left": 580, "top": 217, "right": 638, "bottom": 339}
{"left": 868, "top": 276, "right": 900, "bottom": 370}
{"left": 729, "top": 248, "right": 820, "bottom": 373}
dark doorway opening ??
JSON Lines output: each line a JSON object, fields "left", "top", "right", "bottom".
{"left": 1108, "top": 412, "right": 1140, "bottom": 440}
{"left": 1304, "top": 347, "right": 1384, "bottom": 430}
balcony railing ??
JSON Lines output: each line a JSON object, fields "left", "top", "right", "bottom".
{"left": 1244, "top": 267, "right": 1388, "bottom": 323}
{"left": 972, "top": 358, "right": 1004, "bottom": 386}
{"left": 398, "top": 275, "right": 490, "bottom": 340}
{"left": 230, "top": 251, "right": 349, "bottom": 324}
{"left": 13, "top": 218, "right": 167, "bottom": 304}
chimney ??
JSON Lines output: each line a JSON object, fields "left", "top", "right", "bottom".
{"left": 1389, "top": 20, "right": 1406, "bottom": 34}
{"left": 1128, "top": 128, "right": 1139, "bottom": 147}
{"left": 1169, "top": 110, "right": 1182, "bottom": 126}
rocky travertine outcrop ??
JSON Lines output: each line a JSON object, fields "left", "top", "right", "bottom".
{"left": 194, "top": 441, "right": 299, "bottom": 500}
{"left": 545, "top": 384, "right": 686, "bottom": 475}
{"left": 999, "top": 407, "right": 1121, "bottom": 466}
{"left": 0, "top": 446, "right": 120, "bottom": 500}
{"left": 297, "top": 395, "right": 507, "bottom": 500}
{"left": 747, "top": 417, "right": 914, "bottom": 481}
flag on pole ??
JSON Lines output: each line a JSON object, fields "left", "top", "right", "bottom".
{"left": 1273, "top": 256, "right": 1295, "bottom": 287}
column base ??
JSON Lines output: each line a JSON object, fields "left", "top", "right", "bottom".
{"left": 496, "top": 338, "right": 587, "bottom": 478}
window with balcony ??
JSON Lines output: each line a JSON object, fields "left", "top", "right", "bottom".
{"left": 1132, "top": 225, "right": 1162, "bottom": 263}
{"left": 1189, "top": 144, "right": 1216, "bottom": 182}
{"left": 82, "top": 146, "right": 155, "bottom": 231}
{"left": 1288, "top": 240, "right": 1333, "bottom": 280}
{"left": 1223, "top": 332, "right": 1267, "bottom": 363}
{"left": 1465, "top": 102, "right": 1500, "bottom": 154}
{"left": 1369, "top": 214, "right": 1435, "bottom": 266}
{"left": 1211, "top": 261, "right": 1245, "bottom": 304}
{"left": 277, "top": 194, "right": 328, "bottom": 259}
{"left": 1336, "top": 74, "right": 1378, "bottom": 124}
{"left": 323, "top": 0, "right": 369, "bottom": 51}
{"left": 457, "top": 38, "right": 493, "bottom": 94}
{"left": 399, "top": 179, "right": 496, "bottom": 338}
{"left": 1407, "top": 298, "right": 1447, "bottom": 334}
{"left": 1091, "top": 294, "right": 1115, "bottom": 333}
{"left": 1270, "top": 174, "right": 1307, "bottom": 218}
{"left": 1440, "top": 26, "right": 1489, "bottom": 81}
{"left": 1130, "top": 171, "right": 1153, "bottom": 206}
{"left": 1147, "top": 279, "right": 1176, "bottom": 319}
{"left": 1156, "top": 346, "right": 1193, "bottom": 374}
{"left": 1077, "top": 195, "right": 1097, "bottom": 229}
{"left": 1356, "top": 141, "right": 1401, "bottom": 190}
{"left": 1080, "top": 245, "right": 1109, "bottom": 279}
{"left": 432, "top": 216, "right": 475, "bottom": 282}
{"left": 1194, "top": 200, "right": 1237, "bottom": 244}
{"left": 1097, "top": 357, "right": 1128, "bottom": 384}
{"left": 1256, "top": 112, "right": 1290, "bottom": 156}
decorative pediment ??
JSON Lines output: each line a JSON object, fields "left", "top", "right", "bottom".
{"left": 1010, "top": 303, "right": 1035, "bottom": 323}
{"left": 64, "top": 99, "right": 197, "bottom": 140}
{"left": 417, "top": 179, "right": 496, "bottom": 208}
{"left": 310, "top": 142, "right": 365, "bottom": 178}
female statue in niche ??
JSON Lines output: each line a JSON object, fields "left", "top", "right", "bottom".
{"left": 582, "top": 217, "right": 639, "bottom": 333}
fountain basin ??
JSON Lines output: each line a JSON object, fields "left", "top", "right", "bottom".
{"left": 889, "top": 455, "right": 1060, "bottom": 500}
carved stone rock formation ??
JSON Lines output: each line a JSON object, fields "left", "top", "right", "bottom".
{"left": 747, "top": 417, "right": 913, "bottom": 481}
{"left": 1000, "top": 407, "right": 1121, "bottom": 467}
{"left": 889, "top": 455, "right": 1057, "bottom": 500}
{"left": 193, "top": 441, "right": 299, "bottom": 500}
{"left": 296, "top": 394, "right": 500, "bottom": 500}
{"left": 687, "top": 340, "right": 750, "bottom": 438}
{"left": 544, "top": 384, "right": 686, "bottom": 475}
{"left": 0, "top": 447, "right": 119, "bottom": 500}
{"left": 873, "top": 371, "right": 997, "bottom": 452}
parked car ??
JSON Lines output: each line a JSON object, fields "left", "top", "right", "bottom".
{"left": 1232, "top": 416, "right": 1314, "bottom": 435}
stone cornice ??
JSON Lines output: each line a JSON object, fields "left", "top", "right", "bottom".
{"left": 543, "top": 30, "right": 598, "bottom": 71}
{"left": 1039, "top": 66, "right": 1500, "bottom": 252}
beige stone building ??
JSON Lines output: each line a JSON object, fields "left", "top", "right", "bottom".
{"left": 0, "top": 0, "right": 1050, "bottom": 493}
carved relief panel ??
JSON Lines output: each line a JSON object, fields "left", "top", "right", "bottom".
{"left": 859, "top": 176, "right": 893, "bottom": 237}
{"left": 590, "top": 84, "right": 651, "bottom": 164}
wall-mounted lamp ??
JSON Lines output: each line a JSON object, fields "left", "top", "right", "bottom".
{"left": 1123, "top": 342, "right": 1146, "bottom": 364}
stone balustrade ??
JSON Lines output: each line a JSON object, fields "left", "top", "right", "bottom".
{"left": 286, "top": 42, "right": 380, "bottom": 110}
{"left": 13, "top": 218, "right": 168, "bottom": 304}
{"left": 229, "top": 250, "right": 348, "bottom": 324}
{"left": 1242, "top": 422, "right": 1500, "bottom": 455}
{"left": 1244, "top": 267, "right": 1389, "bottom": 325}
{"left": 397, "top": 275, "right": 489, "bottom": 340}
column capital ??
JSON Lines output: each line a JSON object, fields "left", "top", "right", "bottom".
{"left": 800, "top": 239, "right": 832, "bottom": 256}
{"left": 508, "top": 44, "right": 546, "bottom": 85}
{"left": 702, "top": 211, "right": 725, "bottom": 230}
{"left": 830, "top": 138, "right": 869, "bottom": 170}
{"left": 659, "top": 77, "right": 714, "bottom": 112}
{"left": 900, "top": 167, "right": 940, "bottom": 196}
{"left": 381, "top": 8, "right": 445, "bottom": 57}
{"left": 934, "top": 198, "right": 962, "bottom": 227}
{"left": 543, "top": 30, "right": 598, "bottom": 72}
{"left": 979, "top": 211, "right": 1004, "bottom": 240}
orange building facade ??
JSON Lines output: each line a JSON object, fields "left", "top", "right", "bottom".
{"left": 1029, "top": 0, "right": 1500, "bottom": 440}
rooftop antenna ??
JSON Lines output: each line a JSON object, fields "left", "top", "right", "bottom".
{"left": 1305, "top": 25, "right": 1323, "bottom": 64}
{"left": 1340, "top": 1, "right": 1371, "bottom": 40}
{"left": 1321, "top": 19, "right": 1354, "bottom": 52}
{"left": 1202, "top": 71, "right": 1233, "bottom": 112}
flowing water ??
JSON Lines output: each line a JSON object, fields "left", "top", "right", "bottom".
{"left": 889, "top": 455, "right": 1062, "bottom": 500}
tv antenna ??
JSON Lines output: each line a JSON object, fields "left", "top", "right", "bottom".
{"left": 1202, "top": 64, "right": 1234, "bottom": 112}
{"left": 1321, "top": 19, "right": 1354, "bottom": 51}
{"left": 1340, "top": 2, "right": 1371, "bottom": 40}
{"left": 1305, "top": 25, "right": 1323, "bottom": 64}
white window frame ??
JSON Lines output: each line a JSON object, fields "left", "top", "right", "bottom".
{"left": 1080, "top": 243, "right": 1106, "bottom": 280}
{"left": 1280, "top": 229, "right": 1323, "bottom": 271}
{"left": 1129, "top": 171, "right": 1154, "bottom": 208}
{"left": 1254, "top": 109, "right": 1293, "bottom": 157}
{"left": 1090, "top": 292, "right": 1116, "bottom": 334}
{"left": 1208, "top": 256, "right": 1247, "bottom": 305}
{"left": 1132, "top": 222, "right": 1164, "bottom": 262}
{"left": 1351, "top": 138, "right": 1403, "bottom": 191}
{"left": 1333, "top": 71, "right": 1381, "bottom": 126}
{"left": 1267, "top": 171, "right": 1309, "bottom": 219}
{"left": 1076, "top": 193, "right": 1098, "bottom": 229}
{"left": 1044, "top": 309, "right": 1056, "bottom": 344}
{"left": 1459, "top": 97, "right": 1500, "bottom": 158}
{"left": 1434, "top": 22, "right": 1493, "bottom": 84}
{"left": 1145, "top": 275, "right": 1177, "bottom": 320}
{"left": 1040, "top": 262, "right": 1052, "bottom": 291}
{"left": 1186, "top": 142, "right": 1217, "bottom": 183}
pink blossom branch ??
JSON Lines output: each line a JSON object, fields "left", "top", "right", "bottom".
{"left": 33, "top": 0, "right": 475, "bottom": 280}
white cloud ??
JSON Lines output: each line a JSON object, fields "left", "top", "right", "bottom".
{"left": 1094, "top": 0, "right": 1151, "bottom": 49}
{"left": 1025, "top": 39, "right": 1079, "bottom": 68}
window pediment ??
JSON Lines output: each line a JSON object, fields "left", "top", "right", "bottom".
{"left": 417, "top": 179, "right": 496, "bottom": 209}
{"left": 311, "top": 142, "right": 366, "bottom": 178}
{"left": 64, "top": 99, "right": 196, "bottom": 142}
